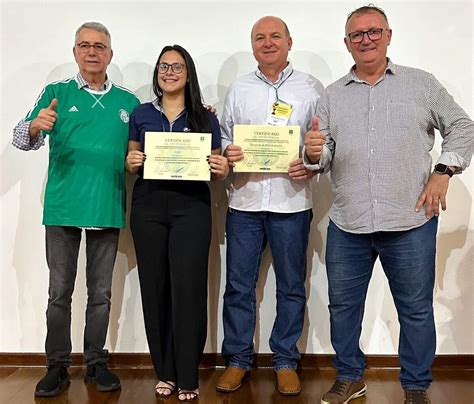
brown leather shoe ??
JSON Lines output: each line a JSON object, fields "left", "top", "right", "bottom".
{"left": 216, "top": 367, "right": 248, "bottom": 392}
{"left": 276, "top": 369, "right": 301, "bottom": 396}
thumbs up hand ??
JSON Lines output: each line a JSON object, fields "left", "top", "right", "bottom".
{"left": 47, "top": 98, "right": 58, "bottom": 111}
{"left": 304, "top": 116, "right": 325, "bottom": 164}
{"left": 29, "top": 98, "right": 59, "bottom": 137}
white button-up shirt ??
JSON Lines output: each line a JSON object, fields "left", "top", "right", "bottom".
{"left": 221, "top": 63, "right": 325, "bottom": 213}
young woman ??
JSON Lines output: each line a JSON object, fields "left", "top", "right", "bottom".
{"left": 126, "top": 45, "right": 228, "bottom": 402}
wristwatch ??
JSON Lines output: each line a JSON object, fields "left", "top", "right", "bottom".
{"left": 434, "top": 163, "right": 454, "bottom": 177}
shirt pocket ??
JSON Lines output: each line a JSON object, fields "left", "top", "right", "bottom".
{"left": 388, "top": 100, "right": 418, "bottom": 130}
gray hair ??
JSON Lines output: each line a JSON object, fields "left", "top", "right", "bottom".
{"left": 75, "top": 22, "right": 111, "bottom": 46}
{"left": 345, "top": 4, "right": 389, "bottom": 28}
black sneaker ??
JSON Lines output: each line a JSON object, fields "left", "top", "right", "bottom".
{"left": 84, "top": 364, "right": 121, "bottom": 392}
{"left": 321, "top": 379, "right": 367, "bottom": 403}
{"left": 35, "top": 366, "right": 70, "bottom": 397}
{"left": 404, "top": 389, "right": 431, "bottom": 404}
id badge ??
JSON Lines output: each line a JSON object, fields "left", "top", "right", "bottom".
{"left": 266, "top": 100, "right": 293, "bottom": 126}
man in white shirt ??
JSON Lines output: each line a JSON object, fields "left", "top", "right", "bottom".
{"left": 216, "top": 15, "right": 325, "bottom": 396}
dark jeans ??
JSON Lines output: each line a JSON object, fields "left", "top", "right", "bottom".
{"left": 222, "top": 209, "right": 312, "bottom": 370}
{"left": 45, "top": 225, "right": 119, "bottom": 367}
{"left": 326, "top": 218, "right": 438, "bottom": 389}
{"left": 130, "top": 179, "right": 211, "bottom": 390}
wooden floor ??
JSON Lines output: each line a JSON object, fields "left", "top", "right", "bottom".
{"left": 0, "top": 367, "right": 472, "bottom": 403}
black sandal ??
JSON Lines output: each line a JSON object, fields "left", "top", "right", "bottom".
{"left": 177, "top": 388, "right": 199, "bottom": 402}
{"left": 155, "top": 380, "right": 176, "bottom": 398}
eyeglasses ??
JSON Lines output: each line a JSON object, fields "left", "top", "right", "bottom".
{"left": 76, "top": 42, "right": 108, "bottom": 53}
{"left": 158, "top": 62, "right": 185, "bottom": 74}
{"left": 347, "top": 28, "right": 389, "bottom": 44}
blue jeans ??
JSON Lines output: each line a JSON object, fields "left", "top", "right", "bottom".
{"left": 45, "top": 225, "right": 119, "bottom": 366}
{"left": 222, "top": 208, "right": 312, "bottom": 370}
{"left": 326, "top": 218, "right": 438, "bottom": 390}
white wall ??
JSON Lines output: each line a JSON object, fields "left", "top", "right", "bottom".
{"left": 1, "top": 0, "right": 472, "bottom": 356}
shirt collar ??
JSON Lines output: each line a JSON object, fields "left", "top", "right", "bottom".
{"left": 75, "top": 72, "right": 109, "bottom": 91}
{"left": 255, "top": 62, "right": 293, "bottom": 86}
{"left": 343, "top": 58, "right": 396, "bottom": 86}
{"left": 152, "top": 98, "right": 163, "bottom": 111}
{"left": 152, "top": 99, "right": 187, "bottom": 123}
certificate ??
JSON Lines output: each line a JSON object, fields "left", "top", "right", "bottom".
{"left": 143, "top": 132, "right": 211, "bottom": 181}
{"left": 233, "top": 125, "right": 300, "bottom": 172}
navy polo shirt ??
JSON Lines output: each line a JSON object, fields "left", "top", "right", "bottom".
{"left": 129, "top": 101, "right": 221, "bottom": 151}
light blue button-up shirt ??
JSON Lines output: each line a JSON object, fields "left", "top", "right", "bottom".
{"left": 221, "top": 63, "right": 325, "bottom": 213}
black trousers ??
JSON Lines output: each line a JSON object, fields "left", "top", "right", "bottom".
{"left": 130, "top": 178, "right": 211, "bottom": 389}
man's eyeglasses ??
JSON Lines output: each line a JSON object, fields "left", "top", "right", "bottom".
{"left": 76, "top": 42, "right": 108, "bottom": 53}
{"left": 347, "top": 28, "right": 389, "bottom": 44}
{"left": 158, "top": 62, "right": 185, "bottom": 74}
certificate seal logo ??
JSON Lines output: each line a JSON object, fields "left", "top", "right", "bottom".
{"left": 119, "top": 109, "right": 130, "bottom": 123}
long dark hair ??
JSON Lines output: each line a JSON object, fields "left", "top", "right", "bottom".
{"left": 152, "top": 45, "right": 210, "bottom": 133}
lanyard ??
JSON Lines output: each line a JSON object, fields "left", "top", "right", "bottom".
{"left": 159, "top": 108, "right": 187, "bottom": 132}
{"left": 255, "top": 68, "right": 294, "bottom": 101}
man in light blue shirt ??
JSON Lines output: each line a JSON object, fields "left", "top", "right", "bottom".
{"left": 217, "top": 15, "right": 325, "bottom": 396}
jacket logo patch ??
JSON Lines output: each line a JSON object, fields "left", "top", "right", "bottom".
{"left": 119, "top": 109, "right": 130, "bottom": 123}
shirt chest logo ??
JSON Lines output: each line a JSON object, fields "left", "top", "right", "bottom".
{"left": 119, "top": 109, "right": 130, "bottom": 123}
{"left": 68, "top": 105, "right": 79, "bottom": 112}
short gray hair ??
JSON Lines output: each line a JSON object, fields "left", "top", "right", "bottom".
{"left": 75, "top": 22, "right": 111, "bottom": 46}
{"left": 345, "top": 4, "right": 389, "bottom": 29}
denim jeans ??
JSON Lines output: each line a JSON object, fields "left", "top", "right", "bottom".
{"left": 222, "top": 208, "right": 312, "bottom": 370}
{"left": 45, "top": 225, "right": 119, "bottom": 366}
{"left": 326, "top": 218, "right": 438, "bottom": 389}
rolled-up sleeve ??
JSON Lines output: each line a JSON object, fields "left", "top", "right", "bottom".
{"left": 429, "top": 74, "right": 474, "bottom": 171}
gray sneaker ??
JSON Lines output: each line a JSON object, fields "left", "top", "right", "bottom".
{"left": 404, "top": 389, "right": 431, "bottom": 404}
{"left": 321, "top": 379, "right": 367, "bottom": 403}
